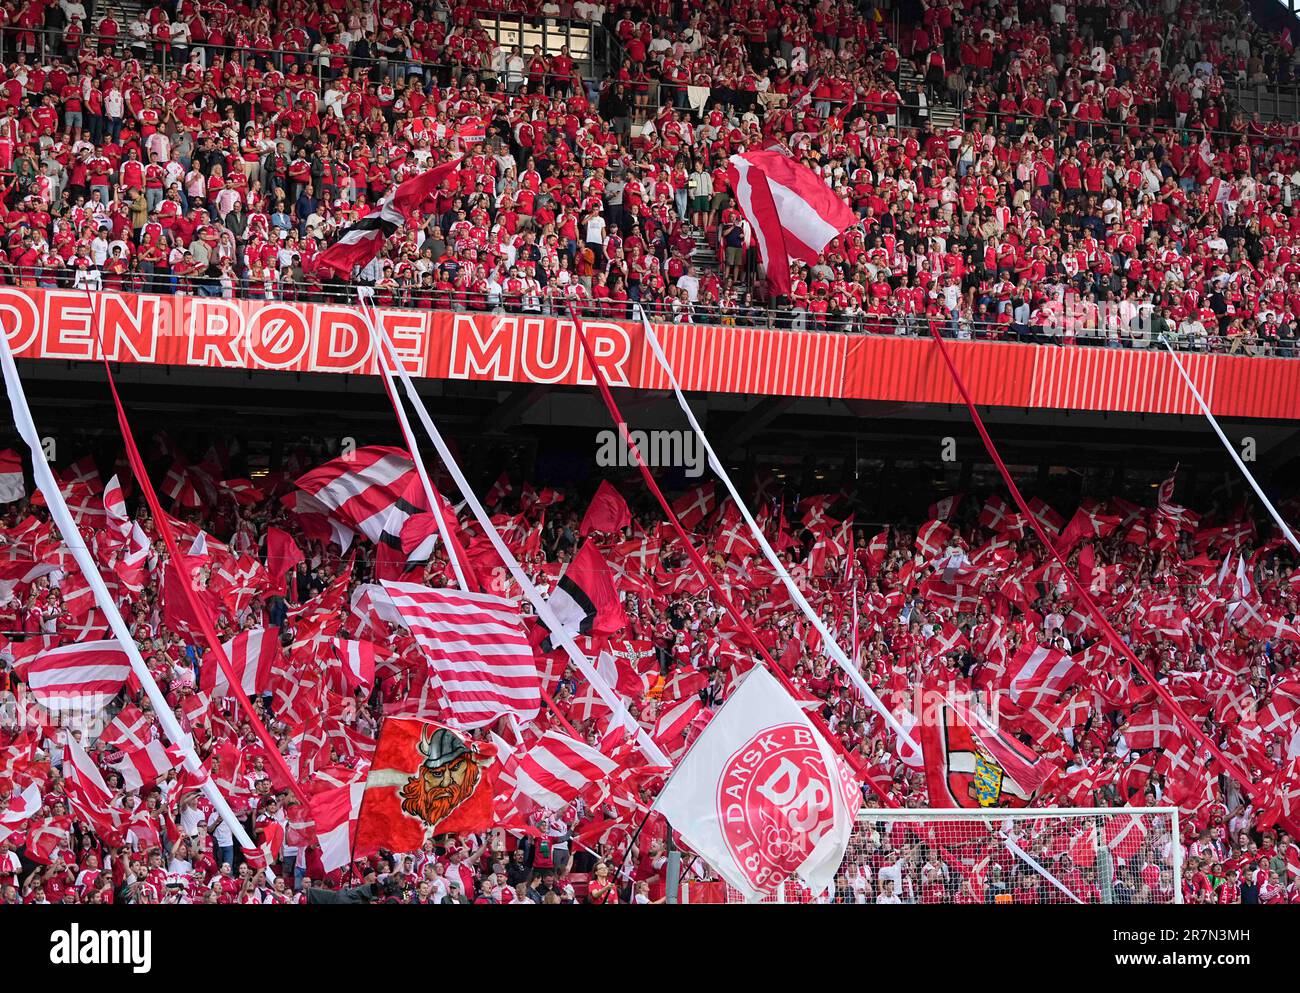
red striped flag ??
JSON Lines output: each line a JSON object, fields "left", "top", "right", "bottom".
{"left": 294, "top": 446, "right": 418, "bottom": 545}
{"left": 203, "top": 628, "right": 281, "bottom": 698}
{"left": 513, "top": 731, "right": 618, "bottom": 811}
{"left": 12, "top": 640, "right": 131, "bottom": 705}
{"left": 726, "top": 150, "right": 855, "bottom": 295}
{"left": 381, "top": 580, "right": 541, "bottom": 728}
{"left": 62, "top": 736, "right": 122, "bottom": 835}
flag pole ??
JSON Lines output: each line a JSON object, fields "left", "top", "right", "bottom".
{"left": 79, "top": 288, "right": 310, "bottom": 810}
{"left": 561, "top": 301, "right": 897, "bottom": 806}
{"left": 357, "top": 294, "right": 470, "bottom": 592}
{"left": 351, "top": 300, "right": 670, "bottom": 768}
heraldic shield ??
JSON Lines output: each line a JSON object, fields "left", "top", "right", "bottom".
{"left": 920, "top": 697, "right": 1052, "bottom": 808}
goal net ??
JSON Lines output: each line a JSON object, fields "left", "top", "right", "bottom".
{"left": 705, "top": 807, "right": 1181, "bottom": 905}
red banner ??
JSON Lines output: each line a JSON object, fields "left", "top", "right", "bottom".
{"left": 2, "top": 288, "right": 1297, "bottom": 419}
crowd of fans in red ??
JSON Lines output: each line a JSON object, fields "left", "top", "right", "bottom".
{"left": 0, "top": 0, "right": 1299, "bottom": 350}
{"left": 0, "top": 431, "right": 1297, "bottom": 904}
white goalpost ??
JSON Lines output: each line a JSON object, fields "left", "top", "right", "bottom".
{"left": 698, "top": 807, "right": 1182, "bottom": 905}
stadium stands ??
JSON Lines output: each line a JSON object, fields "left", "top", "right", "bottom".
{"left": 0, "top": 0, "right": 1298, "bottom": 350}
{"left": 2, "top": 0, "right": 1300, "bottom": 907}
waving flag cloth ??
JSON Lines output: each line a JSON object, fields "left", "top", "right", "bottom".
{"left": 11, "top": 640, "right": 131, "bottom": 707}
{"left": 381, "top": 580, "right": 541, "bottom": 728}
{"left": 108, "top": 739, "right": 185, "bottom": 791}
{"left": 62, "top": 735, "right": 123, "bottom": 836}
{"left": 1003, "top": 642, "right": 1083, "bottom": 708}
{"left": 513, "top": 731, "right": 618, "bottom": 811}
{"left": 920, "top": 692, "right": 1054, "bottom": 808}
{"left": 0, "top": 449, "right": 23, "bottom": 503}
{"left": 315, "top": 158, "right": 462, "bottom": 278}
{"left": 264, "top": 527, "right": 304, "bottom": 597}
{"left": 579, "top": 480, "right": 632, "bottom": 536}
{"left": 655, "top": 665, "right": 861, "bottom": 901}
{"left": 202, "top": 628, "right": 281, "bottom": 698}
{"left": 354, "top": 719, "right": 497, "bottom": 856}
{"left": 308, "top": 768, "right": 369, "bottom": 872}
{"left": 294, "top": 445, "right": 419, "bottom": 545}
{"left": 543, "top": 540, "right": 629, "bottom": 648}
{"left": 726, "top": 150, "right": 856, "bottom": 295}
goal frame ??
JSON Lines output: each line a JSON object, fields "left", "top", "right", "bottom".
{"left": 697, "top": 806, "right": 1182, "bottom": 905}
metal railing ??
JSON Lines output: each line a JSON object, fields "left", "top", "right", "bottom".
{"left": 7, "top": 266, "right": 1296, "bottom": 359}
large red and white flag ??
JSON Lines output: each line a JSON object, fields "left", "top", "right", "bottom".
{"left": 655, "top": 665, "right": 861, "bottom": 901}
{"left": 12, "top": 640, "right": 131, "bottom": 705}
{"left": 0, "top": 449, "right": 24, "bottom": 503}
{"left": 62, "top": 735, "right": 122, "bottom": 835}
{"left": 726, "top": 150, "right": 856, "bottom": 295}
{"left": 202, "top": 628, "right": 281, "bottom": 699}
{"left": 381, "top": 580, "right": 541, "bottom": 728}
{"left": 353, "top": 719, "right": 497, "bottom": 857}
{"left": 512, "top": 731, "right": 618, "bottom": 811}
{"left": 315, "top": 159, "right": 461, "bottom": 278}
{"left": 1003, "top": 643, "right": 1083, "bottom": 708}
{"left": 294, "top": 446, "right": 418, "bottom": 545}
{"left": 309, "top": 768, "right": 368, "bottom": 872}
{"left": 108, "top": 739, "right": 185, "bottom": 791}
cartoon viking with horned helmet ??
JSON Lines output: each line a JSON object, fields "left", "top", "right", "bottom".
{"left": 399, "top": 725, "right": 490, "bottom": 827}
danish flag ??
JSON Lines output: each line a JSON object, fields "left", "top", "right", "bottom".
{"left": 672, "top": 482, "right": 716, "bottom": 530}
{"left": 1003, "top": 643, "right": 1083, "bottom": 707}
{"left": 726, "top": 150, "right": 856, "bottom": 294}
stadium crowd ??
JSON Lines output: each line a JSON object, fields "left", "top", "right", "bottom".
{"left": 2, "top": 0, "right": 1300, "bottom": 906}
{"left": 0, "top": 0, "right": 1299, "bottom": 350}
{"left": 0, "top": 433, "right": 1297, "bottom": 904}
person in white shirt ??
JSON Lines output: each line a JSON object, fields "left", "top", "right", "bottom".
{"left": 876, "top": 878, "right": 902, "bottom": 904}
{"left": 676, "top": 264, "right": 699, "bottom": 303}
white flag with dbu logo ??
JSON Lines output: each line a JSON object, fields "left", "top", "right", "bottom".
{"left": 655, "top": 666, "right": 862, "bottom": 901}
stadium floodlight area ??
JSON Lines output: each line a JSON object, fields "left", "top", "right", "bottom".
{"left": 704, "top": 808, "right": 1181, "bottom": 905}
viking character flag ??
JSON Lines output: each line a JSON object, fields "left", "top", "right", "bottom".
{"left": 655, "top": 665, "right": 861, "bottom": 901}
{"left": 381, "top": 581, "right": 541, "bottom": 728}
{"left": 0, "top": 450, "right": 24, "bottom": 503}
{"left": 726, "top": 150, "right": 856, "bottom": 295}
{"left": 543, "top": 540, "right": 629, "bottom": 648}
{"left": 353, "top": 719, "right": 497, "bottom": 856}
{"left": 315, "top": 159, "right": 461, "bottom": 277}
{"left": 920, "top": 693, "right": 1054, "bottom": 808}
